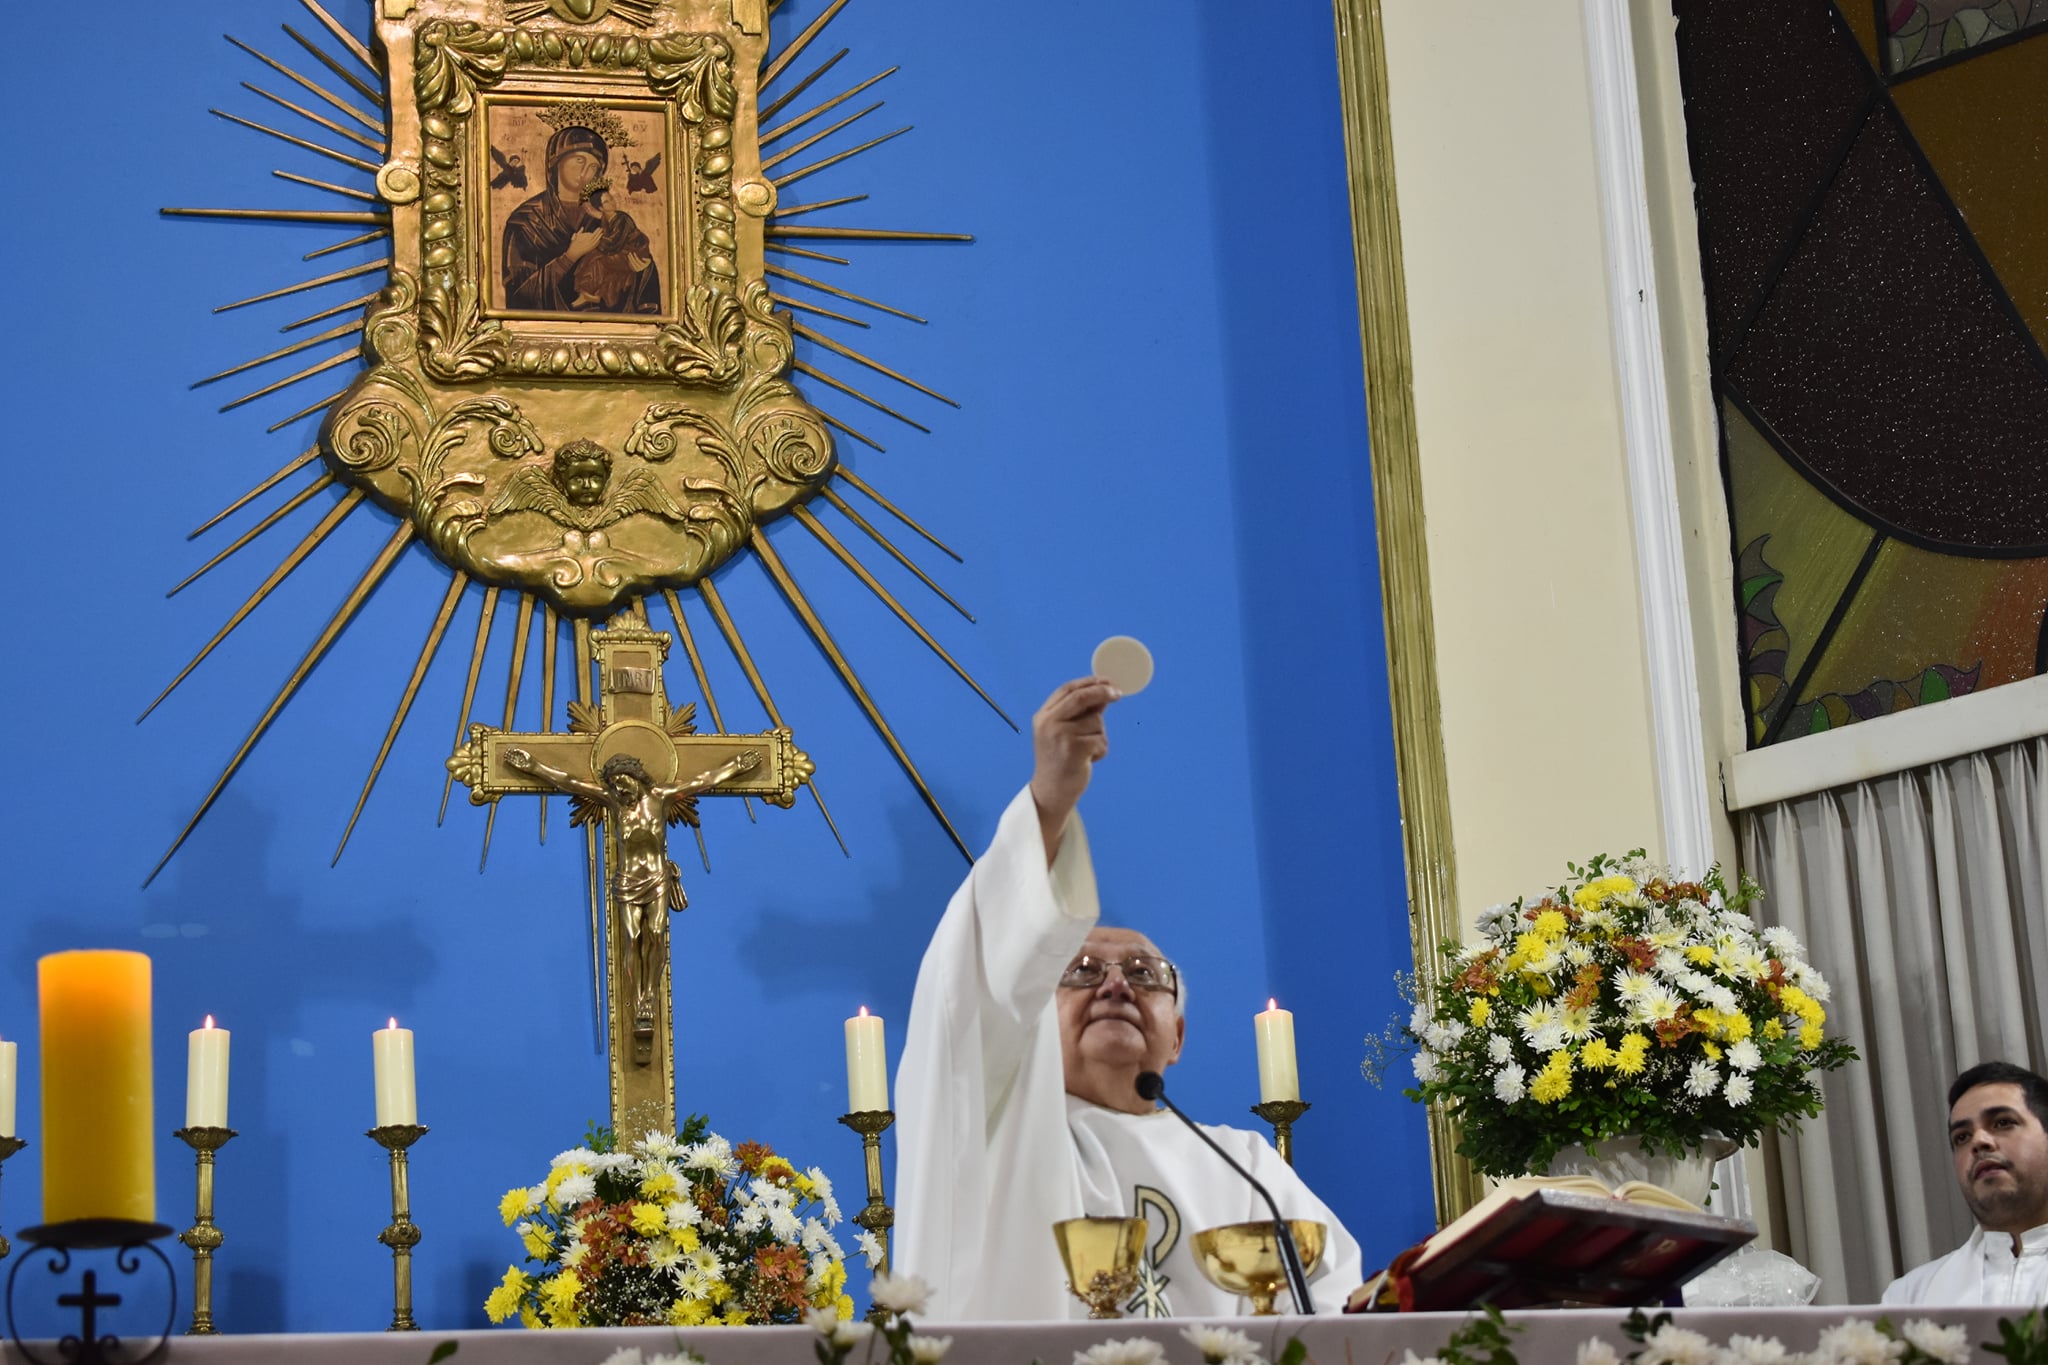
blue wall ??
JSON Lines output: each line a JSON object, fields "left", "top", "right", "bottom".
{"left": 0, "top": 0, "right": 1432, "bottom": 1333}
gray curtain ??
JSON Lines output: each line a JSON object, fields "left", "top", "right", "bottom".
{"left": 1739, "top": 733, "right": 2048, "bottom": 1304}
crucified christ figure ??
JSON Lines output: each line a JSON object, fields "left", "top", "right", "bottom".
{"left": 503, "top": 745, "right": 761, "bottom": 1042}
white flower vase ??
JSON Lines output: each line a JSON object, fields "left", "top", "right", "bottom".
{"left": 1543, "top": 1134, "right": 1738, "bottom": 1209}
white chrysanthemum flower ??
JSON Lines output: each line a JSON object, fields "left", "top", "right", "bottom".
{"left": 1675, "top": 969, "right": 1715, "bottom": 997}
{"left": 1422, "top": 1019, "right": 1466, "bottom": 1050}
{"left": 665, "top": 1199, "right": 702, "bottom": 1231}
{"left": 1810, "top": 1318, "right": 1901, "bottom": 1364}
{"left": 648, "top": 1236, "right": 684, "bottom": 1270}
{"left": 552, "top": 1172, "right": 597, "bottom": 1208}
{"left": 1897, "top": 1319, "right": 1969, "bottom": 1364}
{"left": 1528, "top": 1023, "right": 1570, "bottom": 1053}
{"left": 1723, "top": 1334, "right": 1792, "bottom": 1363}
{"left": 1487, "top": 1034, "right": 1514, "bottom": 1064}
{"left": 1725, "top": 1074, "right": 1755, "bottom": 1106}
{"left": 828, "top": 1320, "right": 876, "bottom": 1350}
{"left": 1560, "top": 1005, "right": 1599, "bottom": 1042}
{"left": 870, "top": 1270, "right": 935, "bottom": 1316}
{"left": 1631, "top": 986, "right": 1683, "bottom": 1026}
{"left": 1409, "top": 1003, "right": 1432, "bottom": 1034}
{"left": 805, "top": 1306, "right": 840, "bottom": 1334}
{"left": 1728, "top": 1039, "right": 1763, "bottom": 1072}
{"left": 1653, "top": 947, "right": 1688, "bottom": 977}
{"left": 591, "top": 1152, "right": 636, "bottom": 1175}
{"left": 1396, "top": 1354, "right": 1448, "bottom": 1365}
{"left": 646, "top": 1353, "right": 707, "bottom": 1365}
{"left": 802, "top": 1219, "right": 835, "bottom": 1253}
{"left": 1521, "top": 939, "right": 1566, "bottom": 976}
{"left": 601, "top": 1349, "right": 649, "bottom": 1365}
{"left": 1614, "top": 970, "right": 1655, "bottom": 1003}
{"left": 1685, "top": 1060, "right": 1720, "bottom": 1098}
{"left": 735, "top": 1203, "right": 768, "bottom": 1234}
{"left": 805, "top": 1166, "right": 835, "bottom": 1200}
{"left": 857, "top": 1229, "right": 886, "bottom": 1268}
{"left": 1637, "top": 1323, "right": 1718, "bottom": 1365}
{"left": 1720, "top": 944, "right": 1769, "bottom": 982}
{"left": 561, "top": 1240, "right": 590, "bottom": 1270}
{"left": 1494, "top": 1063, "right": 1527, "bottom": 1103}
{"left": 768, "top": 1205, "right": 803, "bottom": 1240}
{"left": 1076, "top": 1342, "right": 1168, "bottom": 1365}
{"left": 1761, "top": 925, "right": 1800, "bottom": 956}
{"left": 1564, "top": 941, "right": 1596, "bottom": 967}
{"left": 1796, "top": 965, "right": 1833, "bottom": 1003}
{"left": 1180, "top": 1324, "right": 1262, "bottom": 1365}
{"left": 908, "top": 1335, "right": 955, "bottom": 1364}
{"left": 1578, "top": 905, "right": 1618, "bottom": 933}
{"left": 1477, "top": 902, "right": 1517, "bottom": 936}
{"left": 1648, "top": 926, "right": 1688, "bottom": 952}
{"left": 1615, "top": 889, "right": 1650, "bottom": 911}
{"left": 1454, "top": 940, "right": 1490, "bottom": 964}
{"left": 683, "top": 1136, "right": 736, "bottom": 1174}
{"left": 551, "top": 1146, "right": 598, "bottom": 1170}
{"left": 1575, "top": 1342, "right": 1623, "bottom": 1365}
{"left": 1517, "top": 1002, "right": 1561, "bottom": 1044}
{"left": 1704, "top": 985, "right": 1740, "bottom": 1015}
{"left": 1413, "top": 1049, "right": 1441, "bottom": 1084}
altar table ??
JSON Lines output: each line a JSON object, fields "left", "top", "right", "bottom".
{"left": 3, "top": 1307, "right": 2033, "bottom": 1365}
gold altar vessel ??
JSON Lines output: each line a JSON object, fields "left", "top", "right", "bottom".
{"left": 1191, "top": 1220, "right": 1326, "bottom": 1316}
{"left": 1052, "top": 1215, "right": 1148, "bottom": 1321}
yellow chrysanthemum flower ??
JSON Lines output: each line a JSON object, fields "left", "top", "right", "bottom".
{"left": 674, "top": 1297, "right": 713, "bottom": 1326}
{"left": 1799, "top": 1022, "right": 1824, "bottom": 1050}
{"left": 540, "top": 1271, "right": 581, "bottom": 1328}
{"left": 1468, "top": 997, "right": 1491, "bottom": 1027}
{"left": 824, "top": 1258, "right": 848, "bottom": 1295}
{"left": 520, "top": 1224, "right": 554, "bottom": 1260}
{"left": 1615, "top": 1032, "right": 1650, "bottom": 1076}
{"left": 1532, "top": 909, "right": 1569, "bottom": 940}
{"left": 499, "top": 1187, "right": 535, "bottom": 1226}
{"left": 1763, "top": 1018, "right": 1787, "bottom": 1041}
{"left": 1701, "top": 1040, "right": 1722, "bottom": 1062}
{"left": 1723, "top": 1011, "right": 1753, "bottom": 1042}
{"left": 793, "top": 1172, "right": 817, "bottom": 1198}
{"left": 722, "top": 1308, "right": 751, "bottom": 1325}
{"left": 707, "top": 1278, "right": 733, "bottom": 1305}
{"left": 1570, "top": 875, "right": 1636, "bottom": 913}
{"left": 1685, "top": 945, "right": 1716, "bottom": 965}
{"left": 1581, "top": 1037, "right": 1616, "bottom": 1070}
{"left": 484, "top": 1267, "right": 529, "bottom": 1323}
{"left": 1530, "top": 1051, "right": 1573, "bottom": 1105}
{"left": 835, "top": 1293, "right": 856, "bottom": 1320}
{"left": 640, "top": 1170, "right": 679, "bottom": 1199}
{"left": 631, "top": 1202, "right": 667, "bottom": 1237}
{"left": 519, "top": 1306, "right": 542, "bottom": 1330}
{"left": 763, "top": 1156, "right": 797, "bottom": 1182}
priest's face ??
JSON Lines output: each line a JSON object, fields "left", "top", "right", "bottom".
{"left": 1059, "top": 927, "right": 1184, "bottom": 1111}
{"left": 1949, "top": 1082, "right": 2048, "bottom": 1236}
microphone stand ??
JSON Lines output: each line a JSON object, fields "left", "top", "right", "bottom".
{"left": 1135, "top": 1072, "right": 1314, "bottom": 1314}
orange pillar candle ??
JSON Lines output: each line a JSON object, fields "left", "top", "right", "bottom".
{"left": 39, "top": 950, "right": 155, "bottom": 1224}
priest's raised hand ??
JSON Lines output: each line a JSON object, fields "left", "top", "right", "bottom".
{"left": 1029, "top": 674, "right": 1120, "bottom": 865}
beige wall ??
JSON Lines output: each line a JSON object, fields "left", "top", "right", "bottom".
{"left": 1377, "top": 2, "right": 1669, "bottom": 924}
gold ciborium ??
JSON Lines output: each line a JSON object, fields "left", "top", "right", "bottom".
{"left": 1191, "top": 1220, "right": 1327, "bottom": 1316}
{"left": 1053, "top": 1215, "right": 1148, "bottom": 1319}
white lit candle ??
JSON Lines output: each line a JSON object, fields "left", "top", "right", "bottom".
{"left": 0, "top": 1037, "right": 15, "bottom": 1139}
{"left": 186, "top": 1016, "right": 230, "bottom": 1130}
{"left": 844, "top": 1007, "right": 888, "bottom": 1113}
{"left": 1254, "top": 999, "right": 1299, "bottom": 1103}
{"left": 373, "top": 1018, "right": 417, "bottom": 1127}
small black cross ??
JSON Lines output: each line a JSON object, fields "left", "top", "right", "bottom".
{"left": 57, "top": 1268, "right": 121, "bottom": 1345}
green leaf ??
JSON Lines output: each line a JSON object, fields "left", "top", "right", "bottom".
{"left": 1277, "top": 1337, "right": 1308, "bottom": 1365}
{"left": 427, "top": 1343, "right": 460, "bottom": 1364}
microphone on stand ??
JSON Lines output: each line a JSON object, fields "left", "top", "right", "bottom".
{"left": 1134, "top": 1070, "right": 1314, "bottom": 1314}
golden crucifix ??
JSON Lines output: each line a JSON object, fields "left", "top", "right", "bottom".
{"left": 446, "top": 615, "right": 811, "bottom": 1137}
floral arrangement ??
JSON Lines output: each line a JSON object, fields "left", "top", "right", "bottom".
{"left": 1397, "top": 851, "right": 1857, "bottom": 1176}
{"left": 1399, "top": 1303, "right": 2043, "bottom": 1365}
{"left": 485, "top": 1118, "right": 880, "bottom": 1329}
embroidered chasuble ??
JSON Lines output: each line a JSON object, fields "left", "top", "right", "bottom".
{"left": 894, "top": 787, "right": 1366, "bottom": 1320}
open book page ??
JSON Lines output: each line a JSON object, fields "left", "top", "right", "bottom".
{"left": 1411, "top": 1174, "right": 1699, "bottom": 1266}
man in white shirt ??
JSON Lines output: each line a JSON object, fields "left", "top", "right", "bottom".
{"left": 893, "top": 675, "right": 1365, "bottom": 1320}
{"left": 1883, "top": 1061, "right": 2048, "bottom": 1304}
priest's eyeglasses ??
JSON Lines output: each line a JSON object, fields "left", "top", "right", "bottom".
{"left": 1059, "top": 953, "right": 1179, "bottom": 998}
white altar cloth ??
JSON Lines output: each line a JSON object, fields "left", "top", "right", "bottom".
{"left": 3, "top": 1307, "right": 2033, "bottom": 1364}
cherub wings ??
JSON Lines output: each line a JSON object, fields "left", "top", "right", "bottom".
{"left": 487, "top": 465, "right": 691, "bottom": 532}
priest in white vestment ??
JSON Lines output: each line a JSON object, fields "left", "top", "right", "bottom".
{"left": 894, "top": 676, "right": 1366, "bottom": 1320}
{"left": 1884, "top": 1062, "right": 2048, "bottom": 1305}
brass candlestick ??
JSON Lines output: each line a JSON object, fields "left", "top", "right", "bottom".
{"left": 368, "top": 1124, "right": 428, "bottom": 1331}
{"left": 173, "top": 1126, "right": 236, "bottom": 1334}
{"left": 1250, "top": 1100, "right": 1310, "bottom": 1166}
{"left": 0, "top": 1136, "right": 24, "bottom": 1260}
{"left": 837, "top": 1110, "right": 894, "bottom": 1322}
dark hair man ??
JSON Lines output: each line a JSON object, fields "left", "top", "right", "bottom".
{"left": 1884, "top": 1060, "right": 2048, "bottom": 1304}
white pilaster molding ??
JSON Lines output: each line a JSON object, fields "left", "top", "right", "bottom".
{"left": 1582, "top": 0, "right": 1715, "bottom": 880}
{"left": 1583, "top": 0, "right": 1746, "bottom": 1221}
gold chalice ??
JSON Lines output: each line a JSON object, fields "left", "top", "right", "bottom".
{"left": 1191, "top": 1220, "right": 1327, "bottom": 1316}
{"left": 1053, "top": 1215, "right": 1148, "bottom": 1320}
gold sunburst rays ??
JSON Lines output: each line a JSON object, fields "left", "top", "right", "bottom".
{"left": 148, "top": 0, "right": 1003, "bottom": 886}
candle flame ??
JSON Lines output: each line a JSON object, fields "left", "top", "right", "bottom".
{"left": 857, "top": 1005, "right": 869, "bottom": 1017}
{"left": 204, "top": 1015, "right": 215, "bottom": 1029}
{"left": 1268, "top": 998, "right": 1277, "bottom": 1011}
{"left": 389, "top": 1017, "right": 398, "bottom": 1030}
